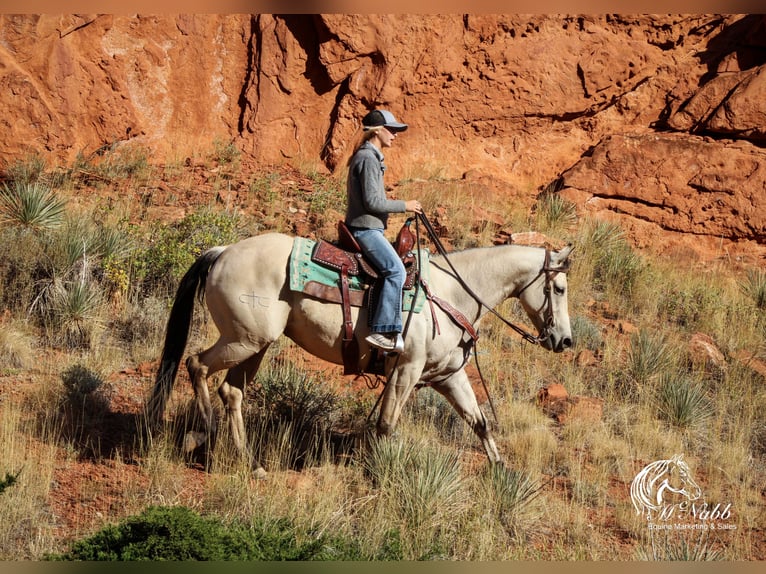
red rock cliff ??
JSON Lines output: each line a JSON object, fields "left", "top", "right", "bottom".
{"left": 1, "top": 14, "right": 765, "bottom": 250}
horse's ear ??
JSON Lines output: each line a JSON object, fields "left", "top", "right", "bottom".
{"left": 553, "top": 244, "right": 574, "bottom": 269}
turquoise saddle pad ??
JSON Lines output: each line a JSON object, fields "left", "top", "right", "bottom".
{"left": 288, "top": 237, "right": 428, "bottom": 313}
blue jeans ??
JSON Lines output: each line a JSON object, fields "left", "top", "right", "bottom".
{"left": 351, "top": 228, "right": 405, "bottom": 334}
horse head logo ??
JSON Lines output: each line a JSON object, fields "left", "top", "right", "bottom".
{"left": 630, "top": 454, "right": 702, "bottom": 518}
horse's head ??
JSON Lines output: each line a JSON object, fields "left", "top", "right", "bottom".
{"left": 517, "top": 245, "right": 574, "bottom": 353}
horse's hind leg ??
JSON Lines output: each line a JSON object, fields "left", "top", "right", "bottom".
{"left": 184, "top": 339, "right": 259, "bottom": 454}
{"left": 432, "top": 369, "right": 503, "bottom": 464}
{"left": 184, "top": 353, "right": 216, "bottom": 453}
{"left": 218, "top": 348, "right": 270, "bottom": 477}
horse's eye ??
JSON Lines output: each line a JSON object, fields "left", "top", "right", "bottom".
{"left": 554, "top": 285, "right": 565, "bottom": 296}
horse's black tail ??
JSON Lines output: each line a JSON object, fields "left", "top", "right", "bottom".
{"left": 147, "top": 246, "right": 227, "bottom": 428}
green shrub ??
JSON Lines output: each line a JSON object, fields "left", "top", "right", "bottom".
{"left": 740, "top": 268, "right": 766, "bottom": 311}
{"left": 577, "top": 219, "right": 645, "bottom": 299}
{"left": 49, "top": 505, "right": 364, "bottom": 561}
{"left": 247, "top": 361, "right": 343, "bottom": 471}
{"left": 534, "top": 191, "right": 577, "bottom": 235}
{"left": 625, "top": 330, "right": 677, "bottom": 390}
{"left": 57, "top": 364, "right": 112, "bottom": 432}
{"left": 481, "top": 464, "right": 541, "bottom": 533}
{"left": 571, "top": 315, "right": 603, "bottom": 353}
{"left": 0, "top": 471, "right": 20, "bottom": 496}
{"left": 0, "top": 226, "right": 48, "bottom": 314}
{"left": 363, "top": 436, "right": 464, "bottom": 530}
{"left": 132, "top": 208, "right": 241, "bottom": 295}
{"left": 41, "top": 278, "right": 104, "bottom": 349}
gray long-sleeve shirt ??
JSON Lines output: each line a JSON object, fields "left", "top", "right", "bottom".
{"left": 345, "top": 141, "right": 406, "bottom": 230}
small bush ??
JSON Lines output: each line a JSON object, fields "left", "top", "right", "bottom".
{"left": 248, "top": 362, "right": 343, "bottom": 470}
{"left": 0, "top": 471, "right": 20, "bottom": 496}
{"left": 59, "top": 364, "right": 112, "bottom": 423}
{"left": 70, "top": 144, "right": 152, "bottom": 185}
{"left": 481, "top": 464, "right": 541, "bottom": 534}
{"left": 534, "top": 191, "right": 577, "bottom": 235}
{"left": 132, "top": 208, "right": 241, "bottom": 295}
{"left": 571, "top": 315, "right": 603, "bottom": 353}
{"left": 3, "top": 153, "right": 47, "bottom": 186}
{"left": 42, "top": 278, "right": 104, "bottom": 349}
{"left": 50, "top": 505, "right": 362, "bottom": 561}
{"left": 740, "top": 268, "right": 766, "bottom": 311}
{"left": 363, "top": 436, "right": 464, "bottom": 531}
{"left": 578, "top": 219, "right": 645, "bottom": 299}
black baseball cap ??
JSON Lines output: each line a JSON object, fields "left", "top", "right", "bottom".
{"left": 362, "top": 109, "right": 408, "bottom": 132}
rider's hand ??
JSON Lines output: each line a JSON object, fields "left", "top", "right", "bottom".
{"left": 405, "top": 199, "right": 423, "bottom": 214}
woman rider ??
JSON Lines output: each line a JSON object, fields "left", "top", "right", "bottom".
{"left": 345, "top": 109, "right": 423, "bottom": 353}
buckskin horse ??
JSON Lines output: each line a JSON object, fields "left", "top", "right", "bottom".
{"left": 149, "top": 217, "right": 573, "bottom": 475}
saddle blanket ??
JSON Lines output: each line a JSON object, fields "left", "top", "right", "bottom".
{"left": 288, "top": 237, "right": 429, "bottom": 313}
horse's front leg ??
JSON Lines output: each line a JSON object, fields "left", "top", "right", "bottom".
{"left": 376, "top": 357, "right": 426, "bottom": 437}
{"left": 432, "top": 368, "right": 503, "bottom": 464}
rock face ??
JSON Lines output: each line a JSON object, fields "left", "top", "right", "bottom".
{"left": 1, "top": 14, "right": 765, "bottom": 254}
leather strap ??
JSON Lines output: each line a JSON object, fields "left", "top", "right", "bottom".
{"left": 339, "top": 263, "right": 359, "bottom": 375}
{"left": 421, "top": 279, "right": 478, "bottom": 341}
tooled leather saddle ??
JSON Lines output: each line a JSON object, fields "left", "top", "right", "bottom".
{"left": 309, "top": 219, "right": 418, "bottom": 374}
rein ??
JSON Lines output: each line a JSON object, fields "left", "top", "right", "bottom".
{"left": 416, "top": 212, "right": 563, "bottom": 346}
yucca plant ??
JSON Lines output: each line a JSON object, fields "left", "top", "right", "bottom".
{"left": 534, "top": 190, "right": 578, "bottom": 235}
{"left": 577, "top": 219, "right": 645, "bottom": 299}
{"left": 481, "top": 463, "right": 541, "bottom": 534}
{"left": 656, "top": 373, "right": 713, "bottom": 431}
{"left": 740, "top": 268, "right": 766, "bottom": 311}
{"left": 43, "top": 277, "right": 104, "bottom": 349}
{"left": 639, "top": 530, "right": 723, "bottom": 561}
{"left": 0, "top": 182, "right": 66, "bottom": 232}
{"left": 363, "top": 436, "right": 464, "bottom": 534}
{"left": 625, "top": 330, "right": 677, "bottom": 390}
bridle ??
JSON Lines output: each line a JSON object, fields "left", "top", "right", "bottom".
{"left": 514, "top": 247, "right": 571, "bottom": 345}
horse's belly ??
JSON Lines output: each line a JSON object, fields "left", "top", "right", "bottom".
{"left": 283, "top": 296, "right": 354, "bottom": 366}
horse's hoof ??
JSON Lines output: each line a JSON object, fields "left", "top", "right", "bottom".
{"left": 183, "top": 431, "right": 207, "bottom": 453}
{"left": 253, "top": 466, "right": 267, "bottom": 480}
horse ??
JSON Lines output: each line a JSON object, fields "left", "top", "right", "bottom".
{"left": 148, "top": 229, "right": 574, "bottom": 475}
{"left": 630, "top": 454, "right": 703, "bottom": 518}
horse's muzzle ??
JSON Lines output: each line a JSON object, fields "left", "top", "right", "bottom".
{"left": 541, "top": 334, "right": 573, "bottom": 353}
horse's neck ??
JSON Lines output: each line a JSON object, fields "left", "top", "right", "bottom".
{"left": 431, "top": 244, "right": 540, "bottom": 320}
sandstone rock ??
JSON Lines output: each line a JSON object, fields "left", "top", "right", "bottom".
{"left": 732, "top": 350, "right": 766, "bottom": 380}
{"left": 575, "top": 349, "right": 599, "bottom": 367}
{"left": 536, "top": 383, "right": 603, "bottom": 424}
{"left": 559, "top": 133, "right": 766, "bottom": 243}
{"left": 537, "top": 383, "right": 569, "bottom": 403}
{"left": 689, "top": 332, "right": 727, "bottom": 369}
